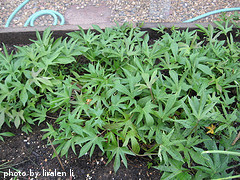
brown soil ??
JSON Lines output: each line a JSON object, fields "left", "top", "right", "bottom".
{"left": 0, "top": 121, "right": 161, "bottom": 180}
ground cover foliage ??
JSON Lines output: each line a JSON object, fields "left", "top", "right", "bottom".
{"left": 0, "top": 14, "right": 240, "bottom": 179}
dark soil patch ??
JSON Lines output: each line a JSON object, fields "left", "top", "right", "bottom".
{"left": 0, "top": 121, "right": 161, "bottom": 180}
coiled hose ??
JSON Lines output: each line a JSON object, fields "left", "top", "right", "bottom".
{"left": 5, "top": 0, "right": 65, "bottom": 27}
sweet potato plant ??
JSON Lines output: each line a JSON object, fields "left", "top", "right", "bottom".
{"left": 0, "top": 14, "right": 240, "bottom": 179}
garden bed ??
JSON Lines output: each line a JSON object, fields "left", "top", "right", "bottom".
{"left": 0, "top": 22, "right": 224, "bottom": 45}
{"left": 0, "top": 14, "right": 240, "bottom": 180}
{"left": 0, "top": 121, "right": 161, "bottom": 180}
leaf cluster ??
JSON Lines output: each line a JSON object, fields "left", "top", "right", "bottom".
{"left": 0, "top": 18, "right": 239, "bottom": 179}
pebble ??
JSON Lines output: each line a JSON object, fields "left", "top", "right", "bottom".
{"left": 1, "top": 1, "right": 240, "bottom": 27}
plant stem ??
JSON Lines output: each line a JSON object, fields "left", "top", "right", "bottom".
{"left": 232, "top": 131, "right": 240, "bottom": 145}
{"left": 128, "top": 144, "right": 158, "bottom": 157}
{"left": 46, "top": 115, "right": 58, "bottom": 120}
{"left": 47, "top": 137, "right": 65, "bottom": 171}
{"left": 149, "top": 88, "right": 155, "bottom": 103}
{"left": 188, "top": 120, "right": 200, "bottom": 137}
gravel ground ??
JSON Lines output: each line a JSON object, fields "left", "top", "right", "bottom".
{"left": 0, "top": 0, "right": 240, "bottom": 28}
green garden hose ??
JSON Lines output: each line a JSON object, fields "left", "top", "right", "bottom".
{"left": 183, "top": 7, "right": 240, "bottom": 22}
{"left": 5, "top": 0, "right": 65, "bottom": 27}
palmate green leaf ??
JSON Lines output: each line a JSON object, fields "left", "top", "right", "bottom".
{"left": 49, "top": 83, "right": 72, "bottom": 109}
{"left": 192, "top": 165, "right": 213, "bottom": 174}
{"left": 90, "top": 95, "right": 110, "bottom": 108}
{"left": 30, "top": 68, "right": 43, "bottom": 78}
{"left": 101, "top": 47, "right": 125, "bottom": 61}
{"left": 214, "top": 106, "right": 237, "bottom": 136}
{"left": 70, "top": 93, "right": 91, "bottom": 118}
{"left": 131, "top": 101, "right": 157, "bottom": 126}
{"left": 154, "top": 159, "right": 188, "bottom": 180}
{"left": 29, "top": 105, "right": 47, "bottom": 125}
{"left": 156, "top": 129, "right": 187, "bottom": 164}
{"left": 191, "top": 137, "right": 235, "bottom": 178}
{"left": 77, "top": 127, "right": 105, "bottom": 158}
{"left": 79, "top": 140, "right": 93, "bottom": 156}
{"left": 187, "top": 93, "right": 216, "bottom": 121}
{"left": 161, "top": 170, "right": 183, "bottom": 180}
{"left": 150, "top": 41, "right": 168, "bottom": 59}
{"left": 61, "top": 38, "right": 77, "bottom": 55}
{"left": 33, "top": 27, "right": 53, "bottom": 47}
{"left": 109, "top": 93, "right": 128, "bottom": 116}
{"left": 220, "top": 92, "right": 235, "bottom": 107}
{"left": 89, "top": 108, "right": 105, "bottom": 128}
{"left": 78, "top": 136, "right": 105, "bottom": 158}
{"left": 122, "top": 68, "right": 142, "bottom": 92}
{"left": 12, "top": 110, "right": 25, "bottom": 128}
{"left": 41, "top": 122, "right": 58, "bottom": 140}
{"left": 29, "top": 68, "right": 53, "bottom": 89}
{"left": 106, "top": 145, "right": 135, "bottom": 172}
{"left": 40, "top": 48, "right": 63, "bottom": 68}
{"left": 141, "top": 70, "right": 158, "bottom": 89}
{"left": 155, "top": 93, "right": 181, "bottom": 121}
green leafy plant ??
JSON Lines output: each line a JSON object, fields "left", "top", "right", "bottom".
{"left": 0, "top": 17, "right": 239, "bottom": 179}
